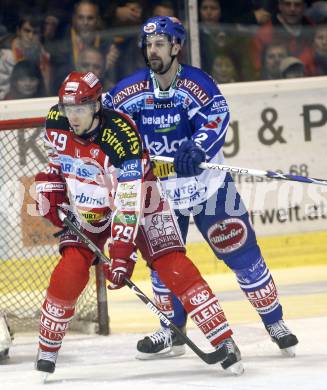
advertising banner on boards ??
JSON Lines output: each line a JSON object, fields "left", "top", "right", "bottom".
{"left": 222, "top": 77, "right": 327, "bottom": 235}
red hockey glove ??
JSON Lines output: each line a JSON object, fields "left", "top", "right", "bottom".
{"left": 35, "top": 172, "right": 68, "bottom": 228}
{"left": 103, "top": 242, "right": 137, "bottom": 290}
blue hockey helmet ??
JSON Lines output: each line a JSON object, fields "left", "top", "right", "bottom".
{"left": 141, "top": 16, "right": 186, "bottom": 48}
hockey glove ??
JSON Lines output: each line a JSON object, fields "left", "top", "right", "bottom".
{"left": 35, "top": 172, "right": 68, "bottom": 228}
{"left": 174, "top": 140, "right": 206, "bottom": 177}
{"left": 104, "top": 242, "right": 137, "bottom": 290}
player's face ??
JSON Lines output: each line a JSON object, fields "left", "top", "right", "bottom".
{"left": 145, "top": 34, "right": 179, "bottom": 73}
{"left": 64, "top": 103, "right": 95, "bottom": 136}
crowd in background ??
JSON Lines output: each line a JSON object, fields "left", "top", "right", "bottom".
{"left": 0, "top": 0, "right": 326, "bottom": 100}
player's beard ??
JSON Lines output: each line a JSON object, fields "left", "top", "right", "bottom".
{"left": 149, "top": 58, "right": 167, "bottom": 74}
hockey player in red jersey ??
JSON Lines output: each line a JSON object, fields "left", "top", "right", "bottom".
{"left": 34, "top": 71, "right": 244, "bottom": 376}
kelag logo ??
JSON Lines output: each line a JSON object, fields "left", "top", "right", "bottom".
{"left": 120, "top": 159, "right": 142, "bottom": 180}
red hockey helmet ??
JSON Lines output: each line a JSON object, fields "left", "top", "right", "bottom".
{"left": 58, "top": 71, "right": 102, "bottom": 106}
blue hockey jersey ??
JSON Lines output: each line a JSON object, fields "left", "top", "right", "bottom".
{"left": 103, "top": 64, "right": 230, "bottom": 209}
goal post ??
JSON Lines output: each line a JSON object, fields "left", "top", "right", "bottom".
{"left": 0, "top": 97, "right": 109, "bottom": 335}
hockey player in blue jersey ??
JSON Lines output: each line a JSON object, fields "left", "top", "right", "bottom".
{"left": 103, "top": 16, "right": 298, "bottom": 372}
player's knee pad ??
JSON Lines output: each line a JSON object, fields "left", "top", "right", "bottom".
{"left": 48, "top": 246, "right": 94, "bottom": 301}
{"left": 233, "top": 255, "right": 269, "bottom": 286}
{"left": 152, "top": 251, "right": 203, "bottom": 296}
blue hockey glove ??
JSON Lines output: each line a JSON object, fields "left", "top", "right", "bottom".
{"left": 174, "top": 140, "right": 206, "bottom": 177}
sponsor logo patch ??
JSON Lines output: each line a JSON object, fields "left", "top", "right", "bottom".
{"left": 152, "top": 161, "right": 175, "bottom": 179}
{"left": 190, "top": 290, "right": 210, "bottom": 306}
{"left": 144, "top": 22, "right": 157, "bottom": 33}
{"left": 113, "top": 212, "right": 137, "bottom": 225}
{"left": 79, "top": 210, "right": 104, "bottom": 221}
{"left": 120, "top": 159, "right": 142, "bottom": 180}
{"left": 211, "top": 99, "right": 228, "bottom": 113}
{"left": 46, "top": 303, "right": 65, "bottom": 318}
{"left": 75, "top": 192, "right": 106, "bottom": 206}
{"left": 82, "top": 72, "right": 99, "bottom": 88}
{"left": 62, "top": 95, "right": 75, "bottom": 104}
{"left": 90, "top": 148, "right": 100, "bottom": 159}
{"left": 204, "top": 117, "right": 222, "bottom": 129}
{"left": 175, "top": 78, "right": 210, "bottom": 105}
{"left": 146, "top": 214, "right": 181, "bottom": 253}
{"left": 65, "top": 82, "right": 79, "bottom": 92}
{"left": 113, "top": 81, "right": 150, "bottom": 105}
{"left": 208, "top": 218, "right": 247, "bottom": 253}
{"left": 112, "top": 117, "right": 141, "bottom": 156}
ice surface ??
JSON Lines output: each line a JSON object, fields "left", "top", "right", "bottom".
{"left": 1, "top": 316, "right": 326, "bottom": 390}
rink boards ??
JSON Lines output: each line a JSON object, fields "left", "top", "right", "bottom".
{"left": 0, "top": 230, "right": 327, "bottom": 294}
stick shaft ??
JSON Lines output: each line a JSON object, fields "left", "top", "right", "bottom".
{"left": 150, "top": 155, "right": 327, "bottom": 186}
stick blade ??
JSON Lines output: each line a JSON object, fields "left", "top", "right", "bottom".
{"left": 200, "top": 344, "right": 228, "bottom": 364}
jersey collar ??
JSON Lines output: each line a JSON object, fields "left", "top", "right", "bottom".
{"left": 150, "top": 64, "right": 182, "bottom": 99}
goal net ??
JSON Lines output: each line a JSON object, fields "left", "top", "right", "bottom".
{"left": 0, "top": 97, "right": 109, "bottom": 334}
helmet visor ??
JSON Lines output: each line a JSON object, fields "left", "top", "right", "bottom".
{"left": 59, "top": 102, "right": 96, "bottom": 117}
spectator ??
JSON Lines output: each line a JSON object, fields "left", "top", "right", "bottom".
{"left": 0, "top": 23, "right": 7, "bottom": 38}
{"left": 103, "top": 1, "right": 146, "bottom": 84}
{"left": 75, "top": 46, "right": 117, "bottom": 89}
{"left": 42, "top": 8, "right": 67, "bottom": 44}
{"left": 279, "top": 55, "right": 305, "bottom": 77}
{"left": 211, "top": 53, "right": 239, "bottom": 83}
{"left": 151, "top": 1, "right": 176, "bottom": 17}
{"left": 300, "top": 23, "right": 327, "bottom": 76}
{"left": 50, "top": 0, "right": 111, "bottom": 94}
{"left": 251, "top": 0, "right": 315, "bottom": 75}
{"left": 200, "top": 0, "right": 221, "bottom": 25}
{"left": 218, "top": 0, "right": 272, "bottom": 26}
{"left": 76, "top": 47, "right": 105, "bottom": 79}
{"left": 305, "top": 1, "right": 327, "bottom": 23}
{"left": 261, "top": 40, "right": 288, "bottom": 79}
{"left": 4, "top": 60, "right": 46, "bottom": 100}
{"left": 0, "top": 13, "right": 50, "bottom": 99}
{"left": 199, "top": 0, "right": 257, "bottom": 80}
{"left": 104, "top": 0, "right": 146, "bottom": 27}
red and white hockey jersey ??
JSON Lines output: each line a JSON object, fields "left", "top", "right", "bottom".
{"left": 44, "top": 104, "right": 150, "bottom": 245}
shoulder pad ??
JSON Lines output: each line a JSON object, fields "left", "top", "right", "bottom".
{"left": 46, "top": 104, "right": 70, "bottom": 130}
{"left": 97, "top": 109, "right": 143, "bottom": 166}
{"left": 178, "top": 65, "right": 220, "bottom": 105}
{"left": 110, "top": 69, "right": 150, "bottom": 106}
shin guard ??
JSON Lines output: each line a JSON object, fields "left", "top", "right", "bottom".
{"left": 151, "top": 269, "right": 187, "bottom": 328}
{"left": 39, "top": 293, "right": 75, "bottom": 352}
{"left": 153, "top": 252, "right": 232, "bottom": 347}
{"left": 234, "top": 256, "right": 282, "bottom": 325}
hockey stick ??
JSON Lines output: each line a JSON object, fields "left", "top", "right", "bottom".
{"left": 57, "top": 210, "right": 227, "bottom": 365}
{"left": 150, "top": 155, "right": 327, "bottom": 186}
